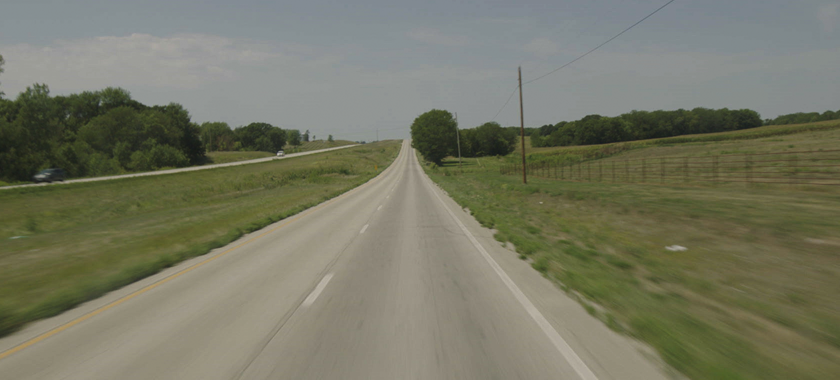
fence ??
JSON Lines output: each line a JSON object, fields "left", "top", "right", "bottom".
{"left": 500, "top": 149, "right": 840, "bottom": 186}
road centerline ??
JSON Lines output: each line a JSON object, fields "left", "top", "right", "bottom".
{"left": 302, "top": 273, "right": 334, "bottom": 307}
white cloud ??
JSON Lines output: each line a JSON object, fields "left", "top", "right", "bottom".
{"left": 818, "top": 3, "right": 839, "bottom": 33}
{"left": 0, "top": 33, "right": 324, "bottom": 92}
{"left": 407, "top": 29, "right": 470, "bottom": 47}
{"left": 523, "top": 38, "right": 559, "bottom": 57}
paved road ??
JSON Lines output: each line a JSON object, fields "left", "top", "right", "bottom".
{"left": 0, "top": 144, "right": 357, "bottom": 191}
{"left": 0, "top": 140, "right": 671, "bottom": 380}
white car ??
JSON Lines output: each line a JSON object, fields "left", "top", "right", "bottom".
{"left": 276, "top": 150, "right": 285, "bottom": 157}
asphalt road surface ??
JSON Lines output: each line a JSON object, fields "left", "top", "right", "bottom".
{"left": 0, "top": 144, "right": 357, "bottom": 191}
{"left": 0, "top": 140, "right": 671, "bottom": 380}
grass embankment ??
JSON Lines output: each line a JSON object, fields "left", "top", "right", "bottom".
{"left": 204, "top": 150, "right": 274, "bottom": 164}
{"left": 0, "top": 141, "right": 401, "bottom": 337}
{"left": 283, "top": 139, "right": 356, "bottom": 154}
{"left": 421, "top": 125, "right": 840, "bottom": 380}
{"left": 518, "top": 119, "right": 840, "bottom": 164}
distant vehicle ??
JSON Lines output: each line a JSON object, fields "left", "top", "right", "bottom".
{"left": 33, "top": 168, "right": 66, "bottom": 183}
{"left": 276, "top": 150, "right": 285, "bottom": 157}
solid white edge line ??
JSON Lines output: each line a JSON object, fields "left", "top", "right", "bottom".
{"left": 419, "top": 155, "right": 599, "bottom": 380}
{"left": 302, "top": 273, "right": 334, "bottom": 307}
{"left": 360, "top": 224, "right": 369, "bottom": 234}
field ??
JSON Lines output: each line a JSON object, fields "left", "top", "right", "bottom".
{"left": 422, "top": 123, "right": 840, "bottom": 380}
{"left": 0, "top": 141, "right": 401, "bottom": 337}
{"left": 516, "top": 119, "right": 840, "bottom": 164}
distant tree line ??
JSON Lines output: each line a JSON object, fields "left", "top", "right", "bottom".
{"left": 763, "top": 109, "right": 840, "bottom": 126}
{"left": 198, "top": 122, "right": 289, "bottom": 153}
{"left": 410, "top": 109, "right": 517, "bottom": 164}
{"left": 531, "top": 108, "right": 763, "bottom": 148}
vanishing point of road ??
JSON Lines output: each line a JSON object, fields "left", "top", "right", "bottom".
{"left": 0, "top": 141, "right": 670, "bottom": 379}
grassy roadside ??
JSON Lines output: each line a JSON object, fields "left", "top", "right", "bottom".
{"left": 283, "top": 139, "right": 356, "bottom": 154}
{"left": 204, "top": 150, "right": 274, "bottom": 164}
{"left": 0, "top": 141, "right": 400, "bottom": 337}
{"left": 421, "top": 151, "right": 840, "bottom": 378}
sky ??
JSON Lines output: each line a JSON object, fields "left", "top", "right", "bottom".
{"left": 1, "top": 0, "right": 838, "bottom": 141}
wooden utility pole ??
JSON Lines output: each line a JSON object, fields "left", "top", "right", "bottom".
{"left": 519, "top": 67, "right": 527, "bottom": 184}
{"left": 455, "top": 112, "right": 462, "bottom": 168}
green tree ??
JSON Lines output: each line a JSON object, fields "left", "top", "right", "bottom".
{"left": 199, "top": 122, "right": 234, "bottom": 152}
{"left": 235, "top": 122, "right": 286, "bottom": 152}
{"left": 328, "top": 134, "right": 334, "bottom": 142}
{"left": 410, "top": 109, "right": 457, "bottom": 164}
{"left": 288, "top": 129, "right": 302, "bottom": 146}
{"left": 303, "top": 129, "right": 310, "bottom": 142}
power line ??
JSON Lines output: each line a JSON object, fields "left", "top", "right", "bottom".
{"left": 491, "top": 85, "right": 520, "bottom": 122}
{"left": 523, "top": 0, "right": 675, "bottom": 85}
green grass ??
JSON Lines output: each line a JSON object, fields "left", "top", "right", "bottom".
{"left": 283, "top": 139, "right": 356, "bottom": 154}
{"left": 0, "top": 141, "right": 400, "bottom": 337}
{"left": 204, "top": 150, "right": 274, "bottom": 164}
{"left": 421, "top": 124, "right": 840, "bottom": 380}
{"left": 517, "top": 119, "right": 840, "bottom": 165}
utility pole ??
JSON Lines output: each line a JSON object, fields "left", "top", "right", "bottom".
{"left": 455, "top": 112, "right": 462, "bottom": 168}
{"left": 519, "top": 66, "right": 527, "bottom": 184}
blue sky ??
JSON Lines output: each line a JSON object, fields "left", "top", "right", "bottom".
{"left": 1, "top": 0, "right": 838, "bottom": 141}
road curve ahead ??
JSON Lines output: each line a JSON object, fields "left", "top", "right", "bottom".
{"left": 0, "top": 140, "right": 669, "bottom": 380}
{"left": 0, "top": 144, "right": 357, "bottom": 191}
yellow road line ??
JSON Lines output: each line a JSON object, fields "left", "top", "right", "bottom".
{"left": 0, "top": 145, "right": 404, "bottom": 361}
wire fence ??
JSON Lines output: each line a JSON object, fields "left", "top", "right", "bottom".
{"left": 500, "top": 149, "right": 840, "bottom": 186}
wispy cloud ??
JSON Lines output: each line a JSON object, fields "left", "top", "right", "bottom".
{"left": 818, "top": 3, "right": 839, "bottom": 33}
{"left": 0, "top": 33, "right": 327, "bottom": 91}
{"left": 407, "top": 28, "right": 470, "bottom": 47}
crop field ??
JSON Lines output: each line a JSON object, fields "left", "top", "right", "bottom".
{"left": 0, "top": 141, "right": 400, "bottom": 337}
{"left": 422, "top": 123, "right": 840, "bottom": 380}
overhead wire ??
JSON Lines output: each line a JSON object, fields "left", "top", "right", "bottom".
{"left": 489, "top": 0, "right": 676, "bottom": 122}
{"left": 523, "top": 0, "right": 676, "bottom": 85}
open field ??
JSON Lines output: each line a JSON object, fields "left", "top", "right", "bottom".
{"left": 516, "top": 119, "right": 840, "bottom": 164}
{"left": 283, "top": 139, "right": 356, "bottom": 154}
{"left": 204, "top": 150, "right": 274, "bottom": 164}
{"left": 422, "top": 125, "right": 840, "bottom": 380}
{"left": 0, "top": 141, "right": 400, "bottom": 337}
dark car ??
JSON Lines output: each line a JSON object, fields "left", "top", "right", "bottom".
{"left": 33, "top": 168, "right": 67, "bottom": 183}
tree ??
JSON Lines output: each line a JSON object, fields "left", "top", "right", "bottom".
{"left": 199, "top": 122, "right": 234, "bottom": 152}
{"left": 328, "top": 134, "right": 334, "bottom": 142}
{"left": 288, "top": 129, "right": 302, "bottom": 146}
{"left": 235, "top": 122, "right": 286, "bottom": 152}
{"left": 410, "top": 109, "right": 457, "bottom": 164}
{"left": 303, "top": 129, "right": 310, "bottom": 142}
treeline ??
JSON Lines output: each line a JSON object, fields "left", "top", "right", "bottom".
{"left": 458, "top": 122, "right": 517, "bottom": 157}
{"left": 0, "top": 85, "right": 205, "bottom": 182}
{"left": 0, "top": 83, "right": 307, "bottom": 183}
{"left": 531, "top": 108, "right": 762, "bottom": 148}
{"left": 764, "top": 109, "right": 840, "bottom": 126}
{"left": 410, "top": 109, "right": 516, "bottom": 164}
